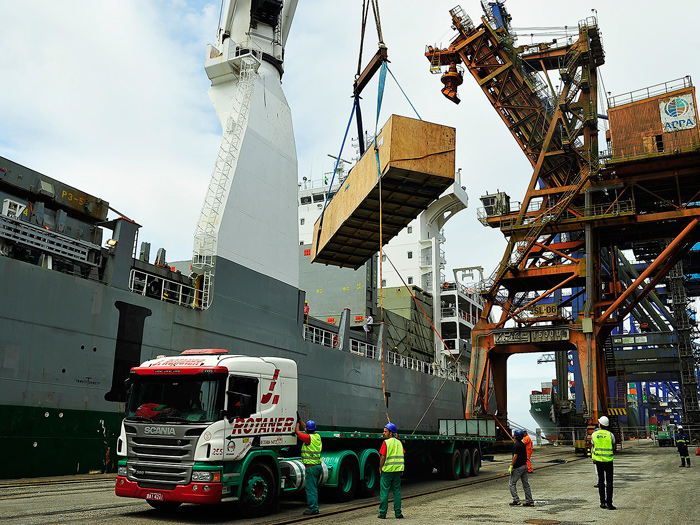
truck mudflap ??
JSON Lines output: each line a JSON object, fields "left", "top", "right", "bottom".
{"left": 115, "top": 477, "right": 223, "bottom": 504}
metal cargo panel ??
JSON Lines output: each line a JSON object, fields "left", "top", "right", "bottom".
{"left": 311, "top": 115, "right": 456, "bottom": 269}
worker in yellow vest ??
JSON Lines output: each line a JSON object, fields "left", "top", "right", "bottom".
{"left": 296, "top": 418, "right": 323, "bottom": 516}
{"left": 591, "top": 415, "right": 616, "bottom": 510}
{"left": 378, "top": 422, "right": 405, "bottom": 519}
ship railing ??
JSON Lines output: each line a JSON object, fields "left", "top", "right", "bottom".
{"left": 441, "top": 307, "right": 479, "bottom": 325}
{"left": 0, "top": 212, "right": 99, "bottom": 265}
{"left": 129, "top": 269, "right": 197, "bottom": 307}
{"left": 303, "top": 325, "right": 337, "bottom": 349}
{"left": 304, "top": 324, "right": 464, "bottom": 381}
{"left": 350, "top": 338, "right": 378, "bottom": 359}
{"left": 384, "top": 350, "right": 435, "bottom": 376}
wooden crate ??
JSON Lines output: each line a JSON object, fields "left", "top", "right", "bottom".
{"left": 311, "top": 114, "right": 455, "bottom": 269}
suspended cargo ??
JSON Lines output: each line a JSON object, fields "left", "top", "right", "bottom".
{"left": 311, "top": 114, "right": 456, "bottom": 269}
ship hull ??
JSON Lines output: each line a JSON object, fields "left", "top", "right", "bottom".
{"left": 0, "top": 254, "right": 465, "bottom": 479}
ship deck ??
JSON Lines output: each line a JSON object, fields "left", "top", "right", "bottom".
{"left": 1, "top": 439, "right": 695, "bottom": 524}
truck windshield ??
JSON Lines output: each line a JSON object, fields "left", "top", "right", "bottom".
{"left": 125, "top": 374, "right": 225, "bottom": 423}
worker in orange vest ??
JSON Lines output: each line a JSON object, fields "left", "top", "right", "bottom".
{"left": 522, "top": 430, "right": 533, "bottom": 473}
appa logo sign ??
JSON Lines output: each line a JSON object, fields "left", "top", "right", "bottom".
{"left": 660, "top": 95, "right": 697, "bottom": 132}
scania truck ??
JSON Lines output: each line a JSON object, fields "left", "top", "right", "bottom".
{"left": 115, "top": 349, "right": 496, "bottom": 517}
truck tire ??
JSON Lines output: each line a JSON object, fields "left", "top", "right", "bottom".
{"left": 460, "top": 448, "right": 471, "bottom": 478}
{"left": 238, "top": 462, "right": 278, "bottom": 518}
{"left": 331, "top": 456, "right": 358, "bottom": 502}
{"left": 358, "top": 455, "right": 379, "bottom": 498}
{"left": 440, "top": 450, "right": 462, "bottom": 480}
{"left": 470, "top": 448, "right": 482, "bottom": 476}
{"left": 146, "top": 500, "right": 181, "bottom": 511}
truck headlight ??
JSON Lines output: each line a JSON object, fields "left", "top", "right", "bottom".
{"left": 192, "top": 471, "right": 213, "bottom": 482}
{"left": 118, "top": 466, "right": 128, "bottom": 477}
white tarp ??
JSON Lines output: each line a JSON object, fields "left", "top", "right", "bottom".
{"left": 660, "top": 94, "right": 697, "bottom": 132}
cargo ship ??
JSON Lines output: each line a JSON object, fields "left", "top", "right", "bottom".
{"left": 530, "top": 379, "right": 642, "bottom": 441}
{"left": 0, "top": 0, "right": 473, "bottom": 479}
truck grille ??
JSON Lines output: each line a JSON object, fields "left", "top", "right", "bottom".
{"left": 124, "top": 424, "right": 202, "bottom": 488}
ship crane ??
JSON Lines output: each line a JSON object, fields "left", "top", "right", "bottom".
{"left": 426, "top": 1, "right": 700, "bottom": 434}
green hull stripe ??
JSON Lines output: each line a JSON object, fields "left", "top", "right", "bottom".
{"left": 0, "top": 405, "right": 123, "bottom": 479}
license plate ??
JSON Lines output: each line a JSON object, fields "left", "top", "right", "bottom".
{"left": 146, "top": 492, "right": 164, "bottom": 501}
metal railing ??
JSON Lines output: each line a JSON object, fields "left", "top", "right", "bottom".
{"left": 601, "top": 133, "right": 700, "bottom": 164}
{"left": 608, "top": 76, "right": 693, "bottom": 109}
{"left": 303, "top": 324, "right": 467, "bottom": 383}
{"left": 441, "top": 307, "right": 479, "bottom": 324}
{"left": 303, "top": 325, "right": 337, "bottom": 349}
{"left": 129, "top": 269, "right": 198, "bottom": 308}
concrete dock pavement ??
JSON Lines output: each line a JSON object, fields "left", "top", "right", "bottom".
{"left": 1, "top": 439, "right": 696, "bottom": 524}
{"left": 307, "top": 440, "right": 698, "bottom": 525}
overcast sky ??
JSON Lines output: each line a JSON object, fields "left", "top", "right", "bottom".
{"left": 2, "top": 0, "right": 697, "bottom": 433}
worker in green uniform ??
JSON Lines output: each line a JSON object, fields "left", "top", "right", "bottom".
{"left": 378, "top": 422, "right": 404, "bottom": 519}
{"left": 592, "top": 415, "right": 616, "bottom": 510}
{"left": 296, "top": 418, "right": 323, "bottom": 515}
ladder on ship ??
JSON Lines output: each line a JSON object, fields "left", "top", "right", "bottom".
{"left": 192, "top": 46, "right": 261, "bottom": 309}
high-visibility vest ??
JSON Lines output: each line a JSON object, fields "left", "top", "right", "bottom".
{"left": 591, "top": 429, "right": 614, "bottom": 462}
{"left": 302, "top": 433, "right": 322, "bottom": 466}
{"left": 382, "top": 437, "right": 405, "bottom": 472}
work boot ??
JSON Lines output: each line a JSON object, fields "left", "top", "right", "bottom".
{"left": 377, "top": 515, "right": 386, "bottom": 519}
{"left": 607, "top": 504, "right": 617, "bottom": 510}
{"left": 509, "top": 501, "right": 521, "bottom": 506}
{"left": 303, "top": 510, "right": 319, "bottom": 516}
{"left": 600, "top": 504, "right": 607, "bottom": 509}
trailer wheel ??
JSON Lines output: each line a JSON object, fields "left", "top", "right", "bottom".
{"left": 440, "top": 450, "right": 462, "bottom": 480}
{"left": 460, "top": 448, "right": 471, "bottom": 478}
{"left": 358, "top": 455, "right": 379, "bottom": 498}
{"left": 146, "top": 500, "right": 181, "bottom": 511}
{"left": 470, "top": 448, "right": 482, "bottom": 476}
{"left": 238, "top": 462, "right": 277, "bottom": 518}
{"left": 331, "top": 456, "right": 358, "bottom": 502}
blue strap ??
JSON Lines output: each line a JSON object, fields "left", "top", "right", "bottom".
{"left": 374, "top": 61, "right": 388, "bottom": 179}
{"left": 376, "top": 61, "right": 387, "bottom": 133}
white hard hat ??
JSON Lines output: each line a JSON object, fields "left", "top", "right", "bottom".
{"left": 598, "top": 415, "right": 610, "bottom": 426}
{"left": 678, "top": 425, "right": 683, "bottom": 429}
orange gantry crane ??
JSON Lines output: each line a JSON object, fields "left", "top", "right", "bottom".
{"left": 426, "top": 3, "right": 700, "bottom": 431}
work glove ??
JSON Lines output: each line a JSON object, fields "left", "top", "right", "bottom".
{"left": 508, "top": 465, "right": 513, "bottom": 474}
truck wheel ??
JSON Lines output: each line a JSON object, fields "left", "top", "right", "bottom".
{"left": 238, "top": 463, "right": 277, "bottom": 518}
{"left": 440, "top": 450, "right": 462, "bottom": 480}
{"left": 358, "top": 455, "right": 379, "bottom": 498}
{"left": 331, "top": 456, "right": 358, "bottom": 502}
{"left": 470, "top": 448, "right": 482, "bottom": 476}
{"left": 460, "top": 448, "right": 471, "bottom": 478}
{"left": 146, "top": 500, "right": 181, "bottom": 511}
